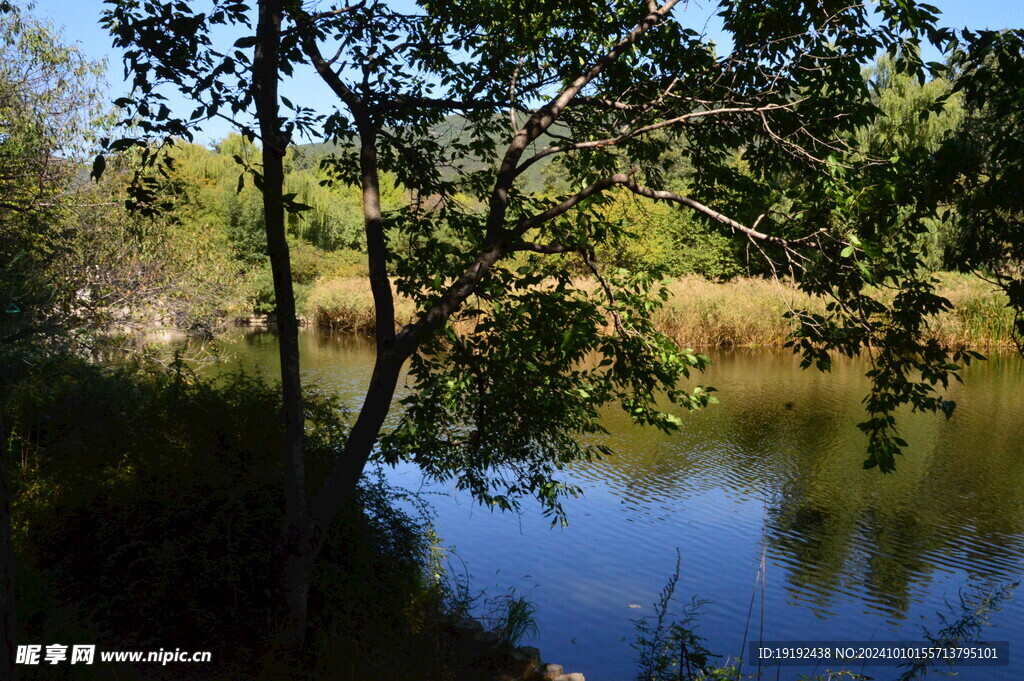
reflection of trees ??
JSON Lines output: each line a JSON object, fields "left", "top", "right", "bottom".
{"left": 581, "top": 351, "right": 1024, "bottom": 620}
{"left": 223, "top": 337, "right": 1024, "bottom": 621}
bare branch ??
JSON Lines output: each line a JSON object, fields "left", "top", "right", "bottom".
{"left": 484, "top": 0, "right": 683, "bottom": 238}
{"left": 516, "top": 101, "right": 804, "bottom": 178}
{"left": 308, "top": 1, "right": 367, "bottom": 22}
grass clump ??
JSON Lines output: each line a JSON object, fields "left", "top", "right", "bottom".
{"left": 305, "top": 277, "right": 416, "bottom": 332}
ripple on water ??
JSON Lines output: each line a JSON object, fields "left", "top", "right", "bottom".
{"left": 217, "top": 334, "right": 1024, "bottom": 681}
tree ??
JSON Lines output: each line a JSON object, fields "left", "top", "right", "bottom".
{"left": 102, "top": 0, "right": 997, "bottom": 656}
{"left": 0, "top": 5, "right": 106, "bottom": 675}
{"left": 938, "top": 29, "right": 1024, "bottom": 347}
{"left": 850, "top": 56, "right": 964, "bottom": 271}
{"left": 0, "top": 5, "right": 105, "bottom": 352}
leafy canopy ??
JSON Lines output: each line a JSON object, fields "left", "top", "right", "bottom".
{"left": 99, "top": 0, "right": 1000, "bottom": 520}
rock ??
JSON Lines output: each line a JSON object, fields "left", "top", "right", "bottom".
{"left": 518, "top": 646, "right": 541, "bottom": 660}
{"left": 452, "top": 617, "right": 484, "bottom": 634}
{"left": 507, "top": 649, "right": 540, "bottom": 678}
{"left": 542, "top": 663, "right": 564, "bottom": 680}
{"left": 472, "top": 630, "right": 501, "bottom": 646}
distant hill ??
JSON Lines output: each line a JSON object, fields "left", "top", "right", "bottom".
{"left": 294, "top": 114, "right": 560, "bottom": 193}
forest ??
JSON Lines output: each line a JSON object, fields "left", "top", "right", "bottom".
{"left": 1, "top": 0, "right": 1023, "bottom": 680}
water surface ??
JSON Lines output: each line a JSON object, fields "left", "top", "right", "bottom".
{"left": 217, "top": 330, "right": 1024, "bottom": 681}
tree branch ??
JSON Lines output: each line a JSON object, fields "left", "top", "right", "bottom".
{"left": 508, "top": 241, "right": 582, "bottom": 254}
{"left": 295, "top": 14, "right": 363, "bottom": 113}
{"left": 516, "top": 172, "right": 794, "bottom": 247}
{"left": 515, "top": 101, "right": 803, "bottom": 178}
{"left": 516, "top": 174, "right": 628, "bottom": 231}
{"left": 308, "top": 1, "right": 366, "bottom": 22}
{"left": 374, "top": 96, "right": 525, "bottom": 113}
{"left": 614, "top": 178, "right": 792, "bottom": 245}
{"left": 484, "top": 0, "right": 683, "bottom": 239}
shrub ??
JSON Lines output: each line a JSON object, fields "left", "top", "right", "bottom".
{"left": 3, "top": 360, "right": 439, "bottom": 677}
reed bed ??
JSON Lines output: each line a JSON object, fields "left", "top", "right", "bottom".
{"left": 654, "top": 277, "right": 819, "bottom": 347}
{"left": 303, "top": 273, "right": 1017, "bottom": 349}
{"left": 305, "top": 277, "right": 416, "bottom": 334}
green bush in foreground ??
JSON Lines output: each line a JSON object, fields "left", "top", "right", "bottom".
{"left": 2, "top": 360, "right": 474, "bottom": 679}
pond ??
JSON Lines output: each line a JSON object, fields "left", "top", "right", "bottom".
{"left": 216, "top": 329, "right": 1024, "bottom": 681}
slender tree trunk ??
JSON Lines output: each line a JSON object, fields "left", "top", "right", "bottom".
{"left": 309, "top": 123, "right": 402, "bottom": 527}
{"left": 252, "top": 3, "right": 421, "bottom": 658}
{"left": 253, "top": 0, "right": 313, "bottom": 654}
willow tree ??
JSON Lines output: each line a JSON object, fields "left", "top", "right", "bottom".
{"left": 101, "top": 0, "right": 986, "bottom": 652}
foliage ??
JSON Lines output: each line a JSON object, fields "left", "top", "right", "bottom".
{"left": 160, "top": 134, "right": 403, "bottom": 259}
{"left": 2, "top": 359, "right": 458, "bottom": 676}
{"left": 631, "top": 551, "right": 717, "bottom": 681}
{"left": 590, "top": 192, "right": 745, "bottom": 280}
{"left": 940, "top": 29, "right": 1024, "bottom": 348}
{"left": 72, "top": 156, "right": 252, "bottom": 333}
{"left": 94, "top": 0, "right": 1024, "bottom": 656}
{"left": 96, "top": 0, "right": 1022, "bottom": 516}
{"left": 250, "top": 240, "right": 367, "bottom": 315}
{"left": 97, "top": 133, "right": 400, "bottom": 320}
{"left": 305, "top": 273, "right": 1019, "bottom": 350}
{"left": 0, "top": 6, "right": 259, "bottom": 355}
{"left": 382, "top": 267, "right": 716, "bottom": 525}
{"left": 0, "top": 4, "right": 105, "bottom": 353}
{"left": 856, "top": 57, "right": 965, "bottom": 271}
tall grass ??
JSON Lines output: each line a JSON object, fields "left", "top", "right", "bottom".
{"left": 304, "top": 278, "right": 416, "bottom": 333}
{"left": 485, "top": 589, "right": 540, "bottom": 650}
{"left": 926, "top": 272, "right": 1018, "bottom": 348}
{"left": 654, "top": 277, "right": 818, "bottom": 347}
{"left": 304, "top": 273, "right": 1017, "bottom": 348}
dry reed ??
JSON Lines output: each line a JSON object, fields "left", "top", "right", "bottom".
{"left": 304, "top": 273, "right": 1017, "bottom": 348}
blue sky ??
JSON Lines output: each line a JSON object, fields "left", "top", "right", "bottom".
{"left": 26, "top": 0, "right": 1024, "bottom": 145}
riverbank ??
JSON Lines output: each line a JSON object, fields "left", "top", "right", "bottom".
{"left": 301, "top": 272, "right": 1017, "bottom": 348}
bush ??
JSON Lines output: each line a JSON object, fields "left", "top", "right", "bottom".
{"left": 250, "top": 243, "right": 369, "bottom": 316}
{"left": 305, "top": 277, "right": 417, "bottom": 332}
{"left": 3, "top": 359, "right": 443, "bottom": 677}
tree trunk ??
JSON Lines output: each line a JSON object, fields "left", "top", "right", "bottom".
{"left": 252, "top": 2, "right": 421, "bottom": 658}
{"left": 253, "top": 0, "right": 312, "bottom": 655}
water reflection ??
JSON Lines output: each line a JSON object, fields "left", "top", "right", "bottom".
{"left": 212, "top": 332, "right": 1024, "bottom": 681}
